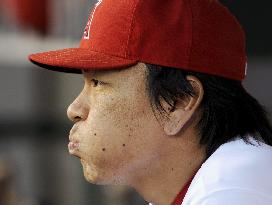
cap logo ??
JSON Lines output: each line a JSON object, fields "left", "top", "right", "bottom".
{"left": 83, "top": 0, "right": 103, "bottom": 40}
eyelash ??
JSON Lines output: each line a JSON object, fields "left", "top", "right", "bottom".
{"left": 91, "top": 79, "right": 105, "bottom": 87}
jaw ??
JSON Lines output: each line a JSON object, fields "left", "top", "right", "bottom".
{"left": 80, "top": 159, "right": 100, "bottom": 184}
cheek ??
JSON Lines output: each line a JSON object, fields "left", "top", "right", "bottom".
{"left": 79, "top": 95, "right": 139, "bottom": 166}
{"left": 77, "top": 88, "right": 162, "bottom": 182}
{"left": 89, "top": 89, "right": 150, "bottom": 133}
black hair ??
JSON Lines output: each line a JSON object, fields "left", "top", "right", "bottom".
{"left": 145, "top": 64, "right": 272, "bottom": 158}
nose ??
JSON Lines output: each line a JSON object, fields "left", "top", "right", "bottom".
{"left": 67, "top": 94, "right": 89, "bottom": 123}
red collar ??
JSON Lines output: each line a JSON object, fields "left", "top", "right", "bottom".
{"left": 170, "top": 171, "right": 198, "bottom": 205}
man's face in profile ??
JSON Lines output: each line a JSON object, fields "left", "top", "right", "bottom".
{"left": 67, "top": 63, "right": 166, "bottom": 186}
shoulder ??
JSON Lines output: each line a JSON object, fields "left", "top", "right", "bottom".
{"left": 182, "top": 136, "right": 272, "bottom": 205}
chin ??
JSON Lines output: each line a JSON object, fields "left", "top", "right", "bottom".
{"left": 80, "top": 159, "right": 128, "bottom": 186}
{"left": 81, "top": 159, "right": 98, "bottom": 183}
{"left": 80, "top": 159, "right": 107, "bottom": 185}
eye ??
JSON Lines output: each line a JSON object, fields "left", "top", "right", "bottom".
{"left": 91, "top": 79, "right": 104, "bottom": 87}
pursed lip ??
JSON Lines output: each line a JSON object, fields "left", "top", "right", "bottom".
{"left": 68, "top": 126, "right": 82, "bottom": 158}
{"left": 68, "top": 135, "right": 81, "bottom": 158}
{"left": 68, "top": 141, "right": 80, "bottom": 150}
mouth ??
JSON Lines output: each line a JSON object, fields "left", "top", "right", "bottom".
{"left": 68, "top": 141, "right": 79, "bottom": 150}
{"left": 68, "top": 141, "right": 81, "bottom": 159}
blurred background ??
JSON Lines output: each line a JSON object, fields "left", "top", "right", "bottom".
{"left": 0, "top": 0, "right": 271, "bottom": 205}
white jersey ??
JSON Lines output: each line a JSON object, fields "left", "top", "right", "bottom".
{"left": 149, "top": 136, "right": 272, "bottom": 205}
{"left": 182, "top": 136, "right": 272, "bottom": 205}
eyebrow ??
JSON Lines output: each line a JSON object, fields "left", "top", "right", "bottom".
{"left": 82, "top": 69, "right": 124, "bottom": 78}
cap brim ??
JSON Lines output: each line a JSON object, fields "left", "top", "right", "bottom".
{"left": 29, "top": 48, "right": 138, "bottom": 74}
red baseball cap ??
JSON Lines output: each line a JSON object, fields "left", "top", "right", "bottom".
{"left": 29, "top": 0, "right": 247, "bottom": 81}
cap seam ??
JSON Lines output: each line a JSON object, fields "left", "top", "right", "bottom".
{"left": 78, "top": 47, "right": 137, "bottom": 61}
{"left": 125, "top": 0, "right": 142, "bottom": 58}
{"left": 187, "top": 0, "right": 193, "bottom": 68}
{"left": 34, "top": 55, "right": 135, "bottom": 63}
{"left": 30, "top": 49, "right": 138, "bottom": 62}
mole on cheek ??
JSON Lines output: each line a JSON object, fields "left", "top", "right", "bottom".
{"left": 94, "top": 133, "right": 97, "bottom": 136}
{"left": 102, "top": 148, "right": 106, "bottom": 151}
{"left": 122, "top": 144, "right": 126, "bottom": 147}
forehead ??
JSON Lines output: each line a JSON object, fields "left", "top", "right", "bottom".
{"left": 82, "top": 68, "right": 123, "bottom": 78}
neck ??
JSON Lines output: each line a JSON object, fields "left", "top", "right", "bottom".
{"left": 130, "top": 132, "right": 206, "bottom": 205}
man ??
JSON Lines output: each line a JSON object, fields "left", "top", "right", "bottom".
{"left": 28, "top": 0, "right": 272, "bottom": 204}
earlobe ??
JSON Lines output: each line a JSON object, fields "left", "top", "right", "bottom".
{"left": 163, "top": 76, "right": 204, "bottom": 136}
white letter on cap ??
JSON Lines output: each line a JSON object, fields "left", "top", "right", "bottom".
{"left": 83, "top": 0, "right": 103, "bottom": 40}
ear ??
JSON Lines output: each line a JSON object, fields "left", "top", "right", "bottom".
{"left": 163, "top": 76, "right": 204, "bottom": 136}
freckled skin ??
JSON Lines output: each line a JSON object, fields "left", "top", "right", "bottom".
{"left": 67, "top": 63, "right": 166, "bottom": 185}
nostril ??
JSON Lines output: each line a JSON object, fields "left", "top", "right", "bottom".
{"left": 67, "top": 104, "right": 82, "bottom": 122}
{"left": 74, "top": 116, "right": 82, "bottom": 122}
